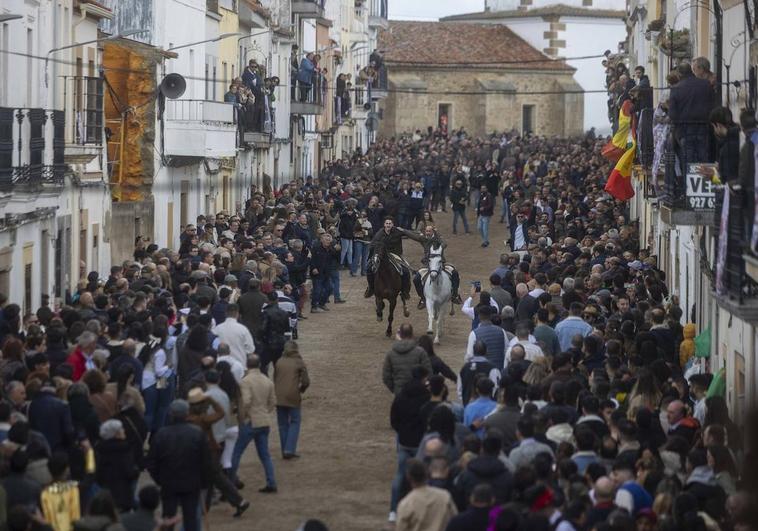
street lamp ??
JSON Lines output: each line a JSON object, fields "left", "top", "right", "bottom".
{"left": 0, "top": 14, "right": 23, "bottom": 23}
{"left": 44, "top": 28, "right": 149, "bottom": 87}
{"left": 166, "top": 32, "right": 244, "bottom": 52}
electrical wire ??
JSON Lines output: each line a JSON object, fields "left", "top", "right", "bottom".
{"left": 1, "top": 49, "right": 747, "bottom": 97}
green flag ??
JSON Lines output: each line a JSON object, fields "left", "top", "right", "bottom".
{"left": 694, "top": 326, "right": 711, "bottom": 358}
{"left": 706, "top": 368, "right": 726, "bottom": 398}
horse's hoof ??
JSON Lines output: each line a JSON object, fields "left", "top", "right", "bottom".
{"left": 403, "top": 309, "right": 410, "bottom": 318}
{"left": 426, "top": 330, "right": 433, "bottom": 335}
{"left": 376, "top": 315, "right": 382, "bottom": 322}
{"left": 434, "top": 338, "right": 441, "bottom": 345}
{"left": 385, "top": 329, "right": 392, "bottom": 337}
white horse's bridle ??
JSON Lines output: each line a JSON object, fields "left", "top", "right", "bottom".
{"left": 428, "top": 248, "right": 444, "bottom": 282}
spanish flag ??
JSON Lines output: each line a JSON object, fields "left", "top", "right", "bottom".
{"left": 605, "top": 102, "right": 636, "bottom": 201}
{"left": 602, "top": 100, "right": 634, "bottom": 162}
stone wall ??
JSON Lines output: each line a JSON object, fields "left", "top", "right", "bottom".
{"left": 379, "top": 66, "right": 584, "bottom": 138}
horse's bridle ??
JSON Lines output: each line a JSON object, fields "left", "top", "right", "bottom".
{"left": 428, "top": 252, "right": 443, "bottom": 282}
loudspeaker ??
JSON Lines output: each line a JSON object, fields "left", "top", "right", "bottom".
{"left": 363, "top": 102, "right": 371, "bottom": 111}
{"left": 159, "top": 73, "right": 186, "bottom": 99}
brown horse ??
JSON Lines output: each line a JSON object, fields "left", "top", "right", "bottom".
{"left": 373, "top": 246, "right": 410, "bottom": 337}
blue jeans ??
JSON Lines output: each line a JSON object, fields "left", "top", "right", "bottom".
{"left": 276, "top": 406, "right": 301, "bottom": 455}
{"left": 329, "top": 269, "right": 341, "bottom": 301}
{"left": 311, "top": 276, "right": 328, "bottom": 308}
{"left": 142, "top": 374, "right": 176, "bottom": 435}
{"left": 478, "top": 215, "right": 491, "bottom": 244}
{"left": 352, "top": 241, "right": 369, "bottom": 275}
{"left": 390, "top": 442, "right": 417, "bottom": 512}
{"left": 231, "top": 424, "right": 276, "bottom": 488}
{"left": 452, "top": 210, "right": 469, "bottom": 233}
{"left": 340, "top": 238, "right": 353, "bottom": 267}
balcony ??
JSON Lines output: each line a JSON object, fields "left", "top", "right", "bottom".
{"left": 163, "top": 100, "right": 237, "bottom": 159}
{"left": 291, "top": 0, "right": 325, "bottom": 19}
{"left": 658, "top": 148, "right": 715, "bottom": 226}
{"left": 370, "top": 65, "right": 388, "bottom": 99}
{"left": 368, "top": 0, "right": 388, "bottom": 28}
{"left": 713, "top": 187, "right": 758, "bottom": 323}
{"left": 63, "top": 76, "right": 104, "bottom": 165}
{"left": 240, "top": 104, "right": 274, "bottom": 148}
{"left": 0, "top": 107, "right": 66, "bottom": 192}
{"left": 291, "top": 77, "right": 325, "bottom": 115}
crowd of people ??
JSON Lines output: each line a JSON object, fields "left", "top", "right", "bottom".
{"left": 0, "top": 122, "right": 753, "bottom": 531}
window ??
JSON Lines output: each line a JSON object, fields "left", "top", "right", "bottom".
{"left": 205, "top": 61, "right": 210, "bottom": 100}
{"left": 522, "top": 104, "right": 535, "bottom": 134}
{"left": 180, "top": 182, "right": 189, "bottom": 227}
{"left": 23, "top": 244, "right": 33, "bottom": 315}
{"left": 223, "top": 61, "right": 228, "bottom": 90}
{"left": 438, "top": 103, "right": 451, "bottom": 135}
{"left": 40, "top": 230, "right": 49, "bottom": 299}
{"left": 167, "top": 202, "right": 174, "bottom": 247}
{"left": 213, "top": 65, "right": 217, "bottom": 100}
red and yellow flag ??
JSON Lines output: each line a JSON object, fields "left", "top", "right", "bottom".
{"left": 604, "top": 101, "right": 636, "bottom": 201}
{"left": 602, "top": 101, "right": 634, "bottom": 163}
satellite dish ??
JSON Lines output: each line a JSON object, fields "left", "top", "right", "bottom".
{"left": 159, "top": 73, "right": 186, "bottom": 99}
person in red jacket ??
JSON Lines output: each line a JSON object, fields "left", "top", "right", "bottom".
{"left": 66, "top": 331, "right": 98, "bottom": 381}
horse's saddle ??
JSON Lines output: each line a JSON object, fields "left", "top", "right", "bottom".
{"left": 420, "top": 264, "right": 456, "bottom": 284}
{"left": 369, "top": 253, "right": 412, "bottom": 275}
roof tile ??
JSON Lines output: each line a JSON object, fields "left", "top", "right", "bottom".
{"left": 379, "top": 21, "right": 573, "bottom": 71}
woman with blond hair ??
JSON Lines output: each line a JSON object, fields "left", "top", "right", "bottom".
{"left": 523, "top": 356, "right": 550, "bottom": 387}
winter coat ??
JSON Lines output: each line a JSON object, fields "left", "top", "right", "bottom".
{"left": 95, "top": 438, "right": 140, "bottom": 511}
{"left": 456, "top": 455, "right": 513, "bottom": 508}
{"left": 146, "top": 421, "right": 212, "bottom": 494}
{"left": 274, "top": 350, "right": 310, "bottom": 408}
{"left": 390, "top": 380, "right": 431, "bottom": 448}
{"left": 382, "top": 340, "right": 432, "bottom": 395}
{"left": 679, "top": 323, "right": 696, "bottom": 368}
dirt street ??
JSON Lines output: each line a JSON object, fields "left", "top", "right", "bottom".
{"left": 210, "top": 210, "right": 509, "bottom": 531}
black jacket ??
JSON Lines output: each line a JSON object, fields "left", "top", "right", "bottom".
{"left": 390, "top": 380, "right": 431, "bottom": 447}
{"left": 450, "top": 187, "right": 467, "bottom": 212}
{"left": 95, "top": 438, "right": 140, "bottom": 511}
{"left": 238, "top": 288, "right": 267, "bottom": 336}
{"left": 669, "top": 75, "right": 714, "bottom": 125}
{"left": 146, "top": 421, "right": 212, "bottom": 494}
{"left": 310, "top": 242, "right": 339, "bottom": 276}
{"left": 369, "top": 227, "right": 405, "bottom": 256}
{"left": 445, "top": 506, "right": 491, "bottom": 531}
{"left": 456, "top": 455, "right": 513, "bottom": 509}
{"left": 28, "top": 391, "right": 74, "bottom": 452}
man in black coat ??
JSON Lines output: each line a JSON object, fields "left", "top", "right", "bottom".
{"left": 146, "top": 400, "right": 212, "bottom": 531}
{"left": 259, "top": 292, "right": 291, "bottom": 373}
{"left": 28, "top": 383, "right": 74, "bottom": 453}
{"left": 238, "top": 278, "right": 266, "bottom": 338}
{"left": 364, "top": 217, "right": 412, "bottom": 300}
{"left": 455, "top": 430, "right": 513, "bottom": 509}
{"left": 445, "top": 484, "right": 495, "bottom": 531}
{"left": 310, "top": 232, "right": 339, "bottom": 312}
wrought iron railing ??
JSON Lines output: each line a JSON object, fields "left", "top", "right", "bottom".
{"left": 0, "top": 107, "right": 65, "bottom": 191}
{"left": 714, "top": 187, "right": 758, "bottom": 301}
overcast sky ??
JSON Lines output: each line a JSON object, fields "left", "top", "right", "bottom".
{"left": 388, "top": 0, "right": 486, "bottom": 21}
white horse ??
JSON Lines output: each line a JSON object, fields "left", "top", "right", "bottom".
{"left": 423, "top": 244, "right": 454, "bottom": 344}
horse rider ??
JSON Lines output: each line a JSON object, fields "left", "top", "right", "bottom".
{"left": 401, "top": 224, "right": 462, "bottom": 309}
{"left": 364, "top": 217, "right": 413, "bottom": 301}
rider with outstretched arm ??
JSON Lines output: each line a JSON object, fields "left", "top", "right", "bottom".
{"left": 400, "top": 224, "right": 462, "bottom": 309}
{"left": 364, "top": 217, "right": 412, "bottom": 301}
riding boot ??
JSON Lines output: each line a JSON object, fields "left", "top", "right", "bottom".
{"left": 413, "top": 272, "right": 425, "bottom": 309}
{"left": 451, "top": 270, "right": 462, "bottom": 304}
{"left": 364, "top": 271, "right": 374, "bottom": 298}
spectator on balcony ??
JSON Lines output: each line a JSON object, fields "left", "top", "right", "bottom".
{"left": 710, "top": 107, "right": 740, "bottom": 183}
{"left": 224, "top": 84, "right": 240, "bottom": 106}
{"left": 692, "top": 57, "right": 717, "bottom": 90}
{"left": 297, "top": 53, "right": 316, "bottom": 103}
{"left": 668, "top": 62, "right": 714, "bottom": 171}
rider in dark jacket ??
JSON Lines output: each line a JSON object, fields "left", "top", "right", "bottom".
{"left": 401, "top": 225, "right": 462, "bottom": 308}
{"left": 364, "top": 217, "right": 411, "bottom": 300}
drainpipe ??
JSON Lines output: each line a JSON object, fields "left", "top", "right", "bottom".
{"left": 713, "top": 0, "right": 723, "bottom": 104}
